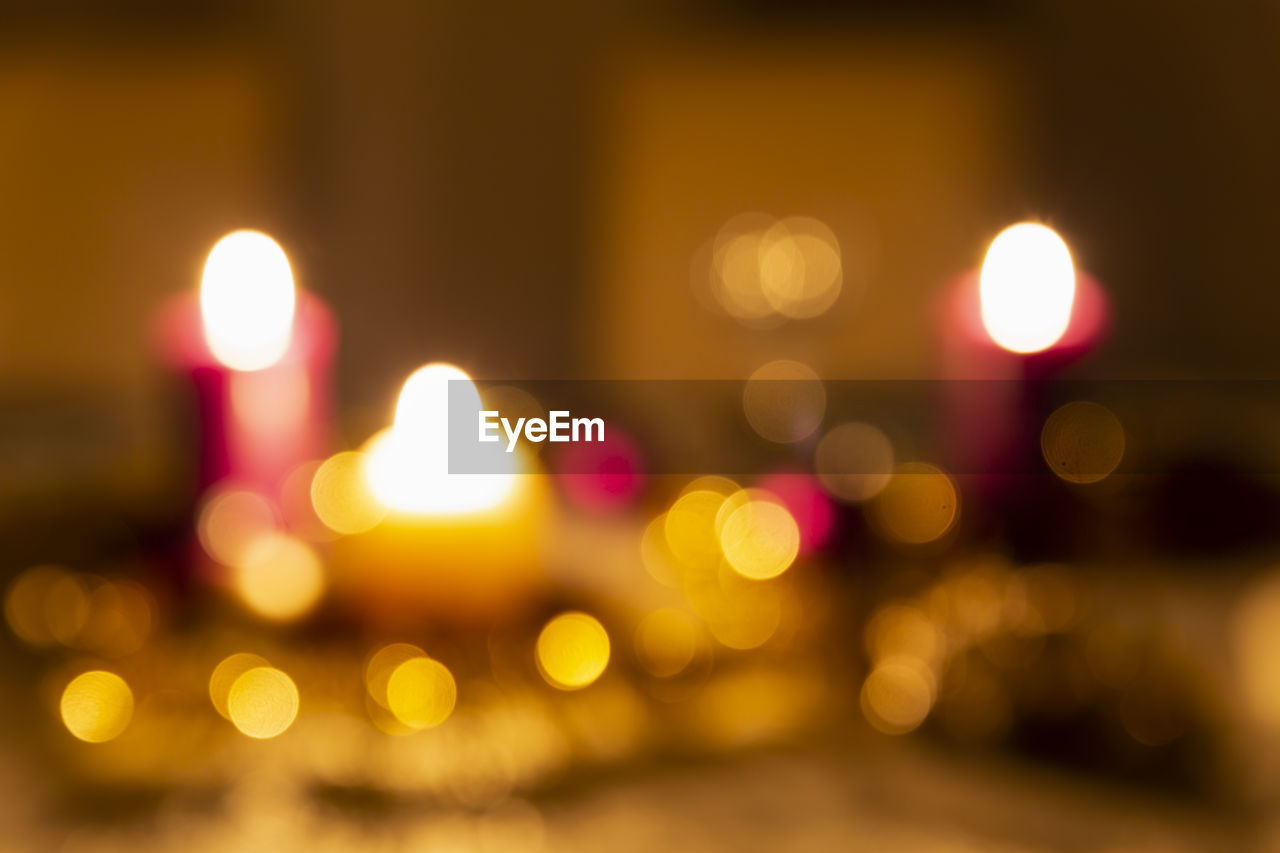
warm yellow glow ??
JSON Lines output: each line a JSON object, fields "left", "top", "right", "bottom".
{"left": 227, "top": 666, "right": 298, "bottom": 738}
{"left": 1233, "top": 571, "right": 1280, "bottom": 728}
{"left": 196, "top": 489, "right": 278, "bottom": 567}
{"left": 60, "top": 670, "right": 133, "bottom": 743}
{"left": 866, "top": 604, "right": 941, "bottom": 664}
{"left": 870, "top": 463, "right": 959, "bottom": 545}
{"left": 386, "top": 656, "right": 457, "bottom": 730}
{"left": 703, "top": 583, "right": 783, "bottom": 650}
{"left": 44, "top": 570, "right": 90, "bottom": 646}
{"left": 364, "top": 642, "right": 426, "bottom": 709}
{"left": 365, "top": 363, "right": 519, "bottom": 514}
{"left": 814, "top": 422, "right": 894, "bottom": 502}
{"left": 311, "top": 451, "right": 387, "bottom": 534}
{"left": 536, "top": 612, "right": 611, "bottom": 690}
{"left": 664, "top": 489, "right": 727, "bottom": 568}
{"left": 640, "top": 514, "right": 683, "bottom": 588}
{"left": 1040, "top": 401, "right": 1125, "bottom": 484}
{"left": 708, "top": 213, "right": 843, "bottom": 325}
{"left": 861, "top": 658, "right": 935, "bottom": 735}
{"left": 742, "top": 360, "right": 825, "bottom": 444}
{"left": 719, "top": 499, "right": 800, "bottom": 580}
{"left": 634, "top": 608, "right": 699, "bottom": 678}
{"left": 231, "top": 532, "right": 325, "bottom": 621}
{"left": 712, "top": 213, "right": 778, "bottom": 323}
{"left": 78, "top": 579, "right": 152, "bottom": 658}
{"left": 759, "top": 216, "right": 843, "bottom": 319}
{"left": 979, "top": 222, "right": 1075, "bottom": 354}
{"left": 4, "top": 564, "right": 65, "bottom": 646}
{"left": 200, "top": 230, "right": 296, "bottom": 371}
{"left": 209, "top": 653, "right": 270, "bottom": 720}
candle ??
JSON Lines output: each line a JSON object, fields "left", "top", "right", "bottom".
{"left": 938, "top": 223, "right": 1109, "bottom": 521}
{"left": 327, "top": 363, "right": 551, "bottom": 626}
{"left": 155, "top": 230, "right": 337, "bottom": 499}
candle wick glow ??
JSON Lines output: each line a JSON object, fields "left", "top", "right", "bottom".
{"left": 366, "top": 362, "right": 519, "bottom": 514}
{"left": 979, "top": 222, "right": 1076, "bottom": 354}
{"left": 200, "top": 230, "right": 297, "bottom": 371}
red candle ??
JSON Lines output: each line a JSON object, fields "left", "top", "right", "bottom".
{"left": 155, "top": 231, "right": 337, "bottom": 500}
{"left": 938, "top": 223, "right": 1109, "bottom": 485}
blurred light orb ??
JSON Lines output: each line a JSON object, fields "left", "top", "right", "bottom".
{"left": 44, "top": 570, "right": 91, "bottom": 646}
{"left": 5, "top": 564, "right": 68, "bottom": 646}
{"left": 366, "top": 363, "right": 518, "bottom": 515}
{"left": 364, "top": 642, "right": 427, "bottom": 709}
{"left": 870, "top": 463, "right": 959, "bottom": 545}
{"left": 707, "top": 213, "right": 843, "bottom": 325}
{"left": 860, "top": 658, "right": 935, "bottom": 735}
{"left": 719, "top": 498, "right": 801, "bottom": 580}
{"left": 78, "top": 579, "right": 153, "bottom": 657}
{"left": 311, "top": 451, "right": 387, "bottom": 534}
{"left": 634, "top": 608, "right": 699, "bottom": 678}
{"left": 386, "top": 656, "right": 457, "bottom": 730}
{"left": 209, "top": 652, "right": 271, "bottom": 720}
{"left": 759, "top": 216, "right": 843, "bottom": 319}
{"left": 61, "top": 670, "right": 133, "bottom": 743}
{"left": 227, "top": 666, "right": 299, "bottom": 738}
{"left": 979, "top": 222, "right": 1075, "bottom": 354}
{"left": 536, "top": 612, "right": 611, "bottom": 690}
{"left": 866, "top": 603, "right": 941, "bottom": 664}
{"left": 664, "top": 489, "right": 728, "bottom": 568}
{"left": 200, "top": 230, "right": 296, "bottom": 371}
{"left": 742, "top": 360, "right": 826, "bottom": 444}
{"left": 556, "top": 429, "right": 643, "bottom": 514}
{"left": 756, "top": 472, "right": 836, "bottom": 554}
{"left": 711, "top": 212, "right": 779, "bottom": 324}
{"left": 704, "top": 585, "right": 783, "bottom": 650}
{"left": 1040, "top": 400, "right": 1125, "bottom": 484}
{"left": 197, "top": 488, "right": 279, "bottom": 567}
{"left": 814, "top": 422, "right": 895, "bottom": 502}
{"left": 231, "top": 532, "right": 325, "bottom": 621}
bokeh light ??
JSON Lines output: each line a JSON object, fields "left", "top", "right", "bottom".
{"left": 634, "top": 608, "right": 699, "bottom": 678}
{"left": 197, "top": 488, "right": 279, "bottom": 567}
{"left": 665, "top": 489, "right": 729, "bottom": 568}
{"left": 311, "top": 451, "right": 387, "bottom": 534}
{"left": 861, "top": 657, "right": 935, "bottom": 735}
{"left": 60, "top": 670, "right": 133, "bottom": 743}
{"left": 227, "top": 666, "right": 299, "bottom": 738}
{"left": 209, "top": 652, "right": 271, "bottom": 720}
{"left": 814, "top": 422, "right": 894, "bottom": 502}
{"left": 386, "top": 656, "right": 458, "bottom": 730}
{"left": 869, "top": 462, "right": 959, "bottom": 545}
{"left": 536, "top": 612, "right": 611, "bottom": 690}
{"left": 979, "top": 222, "right": 1075, "bottom": 354}
{"left": 706, "top": 212, "right": 843, "bottom": 325}
{"left": 718, "top": 497, "right": 801, "bottom": 580}
{"left": 742, "top": 360, "right": 825, "bottom": 444}
{"left": 200, "top": 230, "right": 296, "bottom": 371}
{"left": 758, "top": 216, "right": 843, "bottom": 319}
{"left": 230, "top": 532, "right": 325, "bottom": 621}
{"left": 755, "top": 472, "right": 836, "bottom": 555}
{"left": 365, "top": 642, "right": 428, "bottom": 709}
{"left": 1040, "top": 400, "right": 1125, "bottom": 484}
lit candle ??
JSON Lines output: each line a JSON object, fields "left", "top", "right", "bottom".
{"left": 326, "top": 363, "right": 551, "bottom": 627}
{"left": 155, "top": 230, "right": 337, "bottom": 498}
{"left": 938, "top": 223, "right": 1109, "bottom": 507}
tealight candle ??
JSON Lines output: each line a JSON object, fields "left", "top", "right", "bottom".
{"left": 155, "top": 230, "right": 337, "bottom": 499}
{"left": 328, "top": 363, "right": 551, "bottom": 626}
